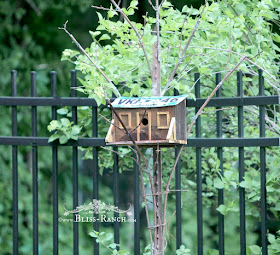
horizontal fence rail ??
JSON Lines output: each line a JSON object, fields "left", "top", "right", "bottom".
{"left": 0, "top": 137, "right": 279, "bottom": 147}
{"left": 0, "top": 70, "right": 279, "bottom": 255}
{"left": 0, "top": 95, "right": 279, "bottom": 107}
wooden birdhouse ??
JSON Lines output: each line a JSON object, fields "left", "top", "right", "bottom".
{"left": 105, "top": 95, "right": 187, "bottom": 146}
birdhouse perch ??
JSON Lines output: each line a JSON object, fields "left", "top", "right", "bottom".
{"left": 105, "top": 95, "right": 187, "bottom": 146}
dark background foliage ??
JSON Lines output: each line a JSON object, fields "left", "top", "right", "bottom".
{"left": 0, "top": 0, "right": 279, "bottom": 254}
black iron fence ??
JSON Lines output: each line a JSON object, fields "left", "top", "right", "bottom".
{"left": 0, "top": 70, "right": 279, "bottom": 255}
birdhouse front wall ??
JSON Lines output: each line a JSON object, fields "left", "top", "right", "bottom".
{"left": 113, "top": 107, "right": 174, "bottom": 142}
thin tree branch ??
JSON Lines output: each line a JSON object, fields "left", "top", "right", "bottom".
{"left": 152, "top": 0, "right": 162, "bottom": 96}
{"left": 161, "top": 1, "right": 208, "bottom": 95}
{"left": 59, "top": 21, "right": 121, "bottom": 98}
{"left": 148, "top": 0, "right": 156, "bottom": 10}
{"left": 162, "top": 144, "right": 184, "bottom": 241}
{"left": 186, "top": 56, "right": 247, "bottom": 136}
{"left": 188, "top": 46, "right": 280, "bottom": 91}
{"left": 110, "top": 0, "right": 153, "bottom": 77}
{"left": 159, "top": 0, "right": 166, "bottom": 9}
{"left": 91, "top": 5, "right": 115, "bottom": 11}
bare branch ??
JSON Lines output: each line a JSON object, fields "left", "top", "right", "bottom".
{"left": 99, "top": 114, "right": 124, "bottom": 132}
{"left": 100, "top": 146, "right": 136, "bottom": 162}
{"left": 138, "top": 157, "right": 154, "bottom": 245}
{"left": 91, "top": 5, "right": 115, "bottom": 11}
{"left": 151, "top": 0, "right": 162, "bottom": 96}
{"left": 130, "top": 108, "right": 148, "bottom": 132}
{"left": 59, "top": 21, "right": 121, "bottom": 98}
{"left": 188, "top": 46, "right": 280, "bottom": 91}
{"left": 141, "top": 12, "right": 149, "bottom": 38}
{"left": 186, "top": 56, "right": 247, "bottom": 136}
{"left": 245, "top": 106, "right": 280, "bottom": 135}
{"left": 225, "top": 35, "right": 233, "bottom": 75}
{"left": 148, "top": 0, "right": 156, "bottom": 10}
{"left": 161, "top": 1, "right": 208, "bottom": 96}
{"left": 179, "top": 13, "right": 189, "bottom": 56}
{"left": 110, "top": 0, "right": 153, "bottom": 77}
{"left": 166, "top": 210, "right": 176, "bottom": 241}
{"left": 159, "top": 0, "right": 166, "bottom": 9}
{"left": 162, "top": 145, "right": 184, "bottom": 240}
{"left": 144, "top": 189, "right": 188, "bottom": 197}
{"left": 25, "top": 0, "right": 41, "bottom": 16}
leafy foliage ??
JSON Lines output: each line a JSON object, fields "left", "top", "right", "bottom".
{"left": 1, "top": 0, "right": 280, "bottom": 254}
{"left": 58, "top": 0, "right": 280, "bottom": 254}
{"left": 63, "top": 0, "right": 280, "bottom": 104}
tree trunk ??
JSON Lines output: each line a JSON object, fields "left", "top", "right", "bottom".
{"left": 152, "top": 42, "right": 161, "bottom": 96}
{"left": 153, "top": 148, "right": 164, "bottom": 255}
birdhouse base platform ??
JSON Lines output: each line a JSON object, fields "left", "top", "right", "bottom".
{"left": 106, "top": 140, "right": 187, "bottom": 147}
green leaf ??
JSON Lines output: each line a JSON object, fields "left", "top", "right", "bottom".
{"left": 225, "top": 9, "right": 234, "bottom": 18}
{"left": 89, "top": 231, "right": 98, "bottom": 238}
{"left": 60, "top": 118, "right": 71, "bottom": 127}
{"left": 213, "top": 178, "right": 224, "bottom": 189}
{"left": 239, "top": 181, "right": 250, "bottom": 188}
{"left": 224, "top": 170, "right": 233, "bottom": 181}
{"left": 268, "top": 233, "right": 276, "bottom": 244}
{"left": 272, "top": 33, "right": 280, "bottom": 43}
{"left": 130, "top": 0, "right": 138, "bottom": 8}
{"left": 89, "top": 31, "right": 101, "bottom": 40}
{"left": 47, "top": 120, "right": 60, "bottom": 132}
{"left": 48, "top": 133, "right": 60, "bottom": 143}
{"left": 105, "top": 232, "right": 113, "bottom": 241}
{"left": 57, "top": 108, "right": 68, "bottom": 115}
{"left": 108, "top": 243, "right": 117, "bottom": 249}
{"left": 71, "top": 125, "right": 81, "bottom": 136}
{"left": 108, "top": 10, "right": 118, "bottom": 18}
{"left": 59, "top": 135, "right": 69, "bottom": 144}
{"left": 99, "top": 34, "right": 111, "bottom": 41}
{"left": 249, "top": 245, "right": 262, "bottom": 254}
{"left": 89, "top": 92, "right": 103, "bottom": 106}
{"left": 96, "top": 12, "right": 103, "bottom": 21}
{"left": 216, "top": 204, "right": 228, "bottom": 215}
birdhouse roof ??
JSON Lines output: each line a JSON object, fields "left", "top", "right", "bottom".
{"left": 111, "top": 95, "right": 187, "bottom": 108}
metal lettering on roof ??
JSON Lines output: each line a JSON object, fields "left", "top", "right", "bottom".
{"left": 112, "top": 95, "right": 187, "bottom": 108}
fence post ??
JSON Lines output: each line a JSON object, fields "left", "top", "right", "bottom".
{"left": 259, "top": 69, "right": 267, "bottom": 255}
{"left": 71, "top": 70, "right": 79, "bottom": 255}
{"left": 237, "top": 71, "right": 246, "bottom": 255}
{"left": 216, "top": 72, "right": 224, "bottom": 255}
{"left": 31, "top": 71, "right": 39, "bottom": 255}
{"left": 92, "top": 104, "right": 99, "bottom": 255}
{"left": 11, "top": 70, "right": 18, "bottom": 255}
{"left": 195, "top": 72, "right": 203, "bottom": 255}
{"left": 174, "top": 88, "right": 182, "bottom": 249}
{"left": 51, "top": 71, "right": 58, "bottom": 255}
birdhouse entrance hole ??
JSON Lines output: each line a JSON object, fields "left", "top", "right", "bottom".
{"left": 142, "top": 118, "right": 149, "bottom": 126}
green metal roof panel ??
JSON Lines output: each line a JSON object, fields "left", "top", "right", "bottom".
{"left": 112, "top": 95, "right": 187, "bottom": 108}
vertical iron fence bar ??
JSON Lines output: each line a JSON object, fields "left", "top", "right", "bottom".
{"left": 134, "top": 154, "right": 140, "bottom": 255}
{"left": 216, "top": 73, "right": 224, "bottom": 255}
{"left": 71, "top": 70, "right": 79, "bottom": 255}
{"left": 11, "top": 70, "right": 18, "bottom": 255}
{"left": 92, "top": 106, "right": 99, "bottom": 255}
{"left": 195, "top": 73, "right": 203, "bottom": 255}
{"left": 31, "top": 71, "right": 39, "bottom": 255}
{"left": 174, "top": 89, "right": 182, "bottom": 249}
{"left": 237, "top": 71, "right": 246, "bottom": 255}
{"left": 259, "top": 70, "right": 267, "bottom": 255}
{"left": 51, "top": 71, "right": 58, "bottom": 255}
{"left": 113, "top": 148, "right": 120, "bottom": 248}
